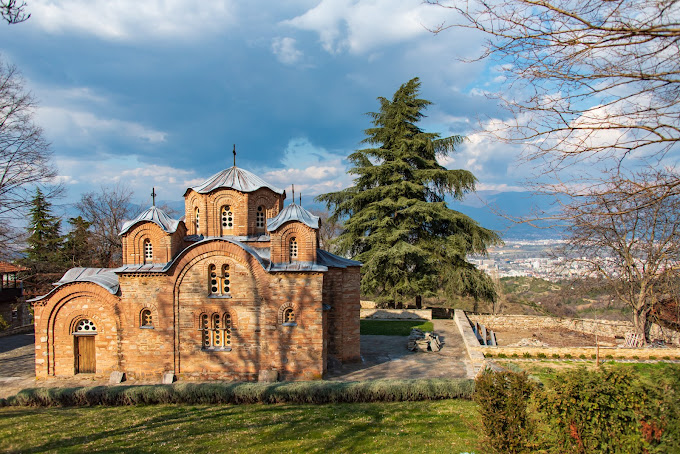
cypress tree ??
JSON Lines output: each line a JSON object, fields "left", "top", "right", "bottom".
{"left": 317, "top": 77, "right": 501, "bottom": 306}
{"left": 23, "top": 188, "right": 64, "bottom": 270}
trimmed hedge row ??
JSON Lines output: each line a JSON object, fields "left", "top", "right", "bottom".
{"left": 0, "top": 378, "right": 475, "bottom": 407}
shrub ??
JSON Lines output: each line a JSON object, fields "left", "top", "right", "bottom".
{"left": 591, "top": 354, "right": 596, "bottom": 360}
{"left": 605, "top": 354, "right": 613, "bottom": 359}
{"left": 579, "top": 354, "right": 587, "bottom": 359}
{"left": 475, "top": 370, "right": 536, "bottom": 454}
{"left": 522, "top": 352, "right": 532, "bottom": 359}
{"left": 552, "top": 353, "right": 560, "bottom": 359}
{"left": 663, "top": 356, "right": 671, "bottom": 360}
{"left": 537, "top": 353, "right": 547, "bottom": 359}
{"left": 1, "top": 378, "right": 476, "bottom": 407}
{"left": 649, "top": 356, "right": 657, "bottom": 360}
{"left": 498, "top": 353, "right": 507, "bottom": 358}
{"left": 564, "top": 354, "right": 573, "bottom": 359}
{"left": 511, "top": 353, "right": 519, "bottom": 358}
{"left": 633, "top": 355, "right": 640, "bottom": 360}
{"left": 539, "top": 367, "right": 650, "bottom": 453}
{"left": 485, "top": 353, "right": 494, "bottom": 358}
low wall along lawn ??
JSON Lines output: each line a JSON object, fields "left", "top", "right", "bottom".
{"left": 360, "top": 309, "right": 432, "bottom": 320}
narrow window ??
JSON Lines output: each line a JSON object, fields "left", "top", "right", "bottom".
{"left": 141, "top": 309, "right": 153, "bottom": 327}
{"left": 143, "top": 239, "right": 153, "bottom": 263}
{"left": 256, "top": 205, "right": 265, "bottom": 229}
{"left": 195, "top": 207, "right": 200, "bottom": 234}
{"left": 208, "top": 264, "right": 231, "bottom": 297}
{"left": 199, "top": 312, "right": 232, "bottom": 349}
{"left": 221, "top": 205, "right": 234, "bottom": 234}
{"left": 283, "top": 308, "right": 295, "bottom": 324}
{"left": 289, "top": 237, "right": 298, "bottom": 261}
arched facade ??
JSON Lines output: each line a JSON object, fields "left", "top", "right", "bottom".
{"left": 32, "top": 164, "right": 361, "bottom": 382}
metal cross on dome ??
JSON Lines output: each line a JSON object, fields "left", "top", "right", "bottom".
{"left": 151, "top": 187, "right": 157, "bottom": 206}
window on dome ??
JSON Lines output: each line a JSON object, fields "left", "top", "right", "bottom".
{"left": 221, "top": 205, "right": 234, "bottom": 235}
{"left": 195, "top": 207, "right": 200, "bottom": 234}
{"left": 143, "top": 239, "right": 153, "bottom": 263}
{"left": 256, "top": 205, "right": 265, "bottom": 230}
{"left": 289, "top": 237, "right": 298, "bottom": 262}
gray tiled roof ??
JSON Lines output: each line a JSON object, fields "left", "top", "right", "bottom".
{"left": 267, "top": 203, "right": 320, "bottom": 231}
{"left": 28, "top": 268, "right": 119, "bottom": 302}
{"left": 316, "top": 249, "right": 362, "bottom": 268}
{"left": 189, "top": 166, "right": 284, "bottom": 195}
{"left": 119, "top": 206, "right": 180, "bottom": 236}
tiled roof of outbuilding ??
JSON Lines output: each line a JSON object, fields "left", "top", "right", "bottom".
{"left": 189, "top": 166, "right": 284, "bottom": 195}
{"left": 266, "top": 203, "right": 320, "bottom": 231}
{"left": 119, "top": 206, "right": 180, "bottom": 236}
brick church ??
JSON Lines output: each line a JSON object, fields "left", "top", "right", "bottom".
{"left": 31, "top": 164, "right": 361, "bottom": 381}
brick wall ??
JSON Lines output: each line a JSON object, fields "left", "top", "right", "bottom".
{"left": 269, "top": 223, "right": 317, "bottom": 264}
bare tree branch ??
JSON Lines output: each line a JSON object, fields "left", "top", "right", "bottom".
{"left": 1, "top": 0, "right": 30, "bottom": 25}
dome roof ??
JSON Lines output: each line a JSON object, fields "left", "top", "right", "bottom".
{"left": 188, "top": 166, "right": 284, "bottom": 195}
{"left": 119, "top": 205, "right": 180, "bottom": 236}
{"left": 267, "top": 203, "right": 320, "bottom": 231}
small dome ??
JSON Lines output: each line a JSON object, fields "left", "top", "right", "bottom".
{"left": 119, "top": 206, "right": 180, "bottom": 236}
{"left": 267, "top": 203, "right": 320, "bottom": 231}
{"left": 188, "top": 166, "right": 284, "bottom": 195}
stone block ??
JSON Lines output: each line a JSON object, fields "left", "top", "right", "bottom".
{"left": 162, "top": 372, "right": 175, "bottom": 384}
{"left": 109, "top": 371, "right": 125, "bottom": 384}
{"left": 258, "top": 369, "right": 278, "bottom": 382}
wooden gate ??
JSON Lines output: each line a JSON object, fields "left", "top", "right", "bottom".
{"left": 75, "top": 336, "right": 96, "bottom": 374}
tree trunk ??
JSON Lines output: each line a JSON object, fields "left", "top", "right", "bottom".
{"left": 633, "top": 308, "right": 650, "bottom": 344}
{"left": 415, "top": 295, "right": 422, "bottom": 309}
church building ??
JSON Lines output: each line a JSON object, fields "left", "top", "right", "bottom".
{"left": 31, "top": 163, "right": 361, "bottom": 381}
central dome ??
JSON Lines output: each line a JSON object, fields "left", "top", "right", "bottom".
{"left": 189, "top": 166, "right": 284, "bottom": 195}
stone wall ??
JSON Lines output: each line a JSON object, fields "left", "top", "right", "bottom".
{"left": 468, "top": 314, "right": 680, "bottom": 344}
{"left": 360, "top": 309, "right": 432, "bottom": 320}
{"left": 483, "top": 345, "right": 680, "bottom": 360}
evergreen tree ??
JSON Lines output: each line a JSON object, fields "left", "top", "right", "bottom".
{"left": 63, "top": 216, "right": 93, "bottom": 267}
{"left": 23, "top": 188, "right": 64, "bottom": 269}
{"left": 317, "top": 78, "right": 501, "bottom": 306}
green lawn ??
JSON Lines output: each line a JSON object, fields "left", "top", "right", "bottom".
{"left": 360, "top": 320, "right": 434, "bottom": 336}
{"left": 0, "top": 400, "right": 480, "bottom": 453}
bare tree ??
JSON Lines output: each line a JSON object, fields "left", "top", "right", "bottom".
{"left": 76, "top": 184, "right": 134, "bottom": 268}
{"left": 1, "top": 0, "right": 30, "bottom": 24}
{"left": 0, "top": 59, "right": 60, "bottom": 257}
{"left": 428, "top": 0, "right": 680, "bottom": 178}
{"left": 556, "top": 170, "right": 680, "bottom": 342}
{"left": 310, "top": 209, "right": 342, "bottom": 253}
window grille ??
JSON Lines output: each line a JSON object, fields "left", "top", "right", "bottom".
{"left": 75, "top": 319, "right": 97, "bottom": 333}
{"left": 221, "top": 205, "right": 234, "bottom": 234}
{"left": 208, "top": 264, "right": 231, "bottom": 296}
{"left": 290, "top": 237, "right": 298, "bottom": 261}
{"left": 200, "top": 312, "right": 232, "bottom": 349}
{"left": 195, "top": 208, "right": 200, "bottom": 234}
{"left": 283, "top": 308, "right": 295, "bottom": 324}
{"left": 144, "top": 240, "right": 153, "bottom": 263}
{"left": 141, "top": 309, "right": 153, "bottom": 327}
{"left": 256, "top": 206, "right": 265, "bottom": 229}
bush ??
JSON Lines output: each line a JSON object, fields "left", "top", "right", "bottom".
{"left": 537, "top": 353, "right": 547, "bottom": 359}
{"left": 485, "top": 353, "right": 494, "bottom": 358}
{"left": 0, "top": 378, "right": 476, "bottom": 408}
{"left": 498, "top": 353, "right": 507, "bottom": 358}
{"left": 649, "top": 356, "right": 657, "bottom": 360}
{"left": 605, "top": 354, "right": 613, "bottom": 359}
{"left": 591, "top": 354, "right": 596, "bottom": 360}
{"left": 538, "top": 367, "right": 658, "bottom": 453}
{"left": 522, "top": 352, "right": 532, "bottom": 359}
{"left": 552, "top": 353, "right": 560, "bottom": 359}
{"left": 564, "top": 354, "right": 573, "bottom": 359}
{"left": 511, "top": 353, "right": 519, "bottom": 358}
{"left": 579, "top": 354, "right": 587, "bottom": 359}
{"left": 475, "top": 370, "right": 536, "bottom": 454}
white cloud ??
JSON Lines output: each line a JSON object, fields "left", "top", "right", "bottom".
{"left": 28, "top": 0, "right": 235, "bottom": 40}
{"left": 37, "top": 106, "right": 167, "bottom": 144}
{"left": 272, "top": 37, "right": 304, "bottom": 65}
{"left": 258, "top": 137, "right": 353, "bottom": 197}
{"left": 283, "top": 0, "right": 456, "bottom": 55}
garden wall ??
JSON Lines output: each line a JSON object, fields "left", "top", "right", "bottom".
{"left": 467, "top": 314, "right": 680, "bottom": 344}
{"left": 360, "top": 309, "right": 432, "bottom": 320}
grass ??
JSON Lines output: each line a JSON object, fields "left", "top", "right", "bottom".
{"left": 0, "top": 400, "right": 480, "bottom": 453}
{"left": 360, "top": 320, "right": 434, "bottom": 336}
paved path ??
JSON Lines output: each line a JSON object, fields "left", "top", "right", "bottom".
{"left": 0, "top": 320, "right": 472, "bottom": 399}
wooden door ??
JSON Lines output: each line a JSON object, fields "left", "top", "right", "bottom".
{"left": 75, "top": 336, "right": 96, "bottom": 374}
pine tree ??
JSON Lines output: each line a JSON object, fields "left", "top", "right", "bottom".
{"left": 317, "top": 78, "right": 501, "bottom": 306}
{"left": 23, "top": 188, "right": 64, "bottom": 270}
{"left": 63, "top": 216, "right": 93, "bottom": 267}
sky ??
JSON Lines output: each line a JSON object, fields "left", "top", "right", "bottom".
{"left": 0, "top": 0, "right": 525, "bottom": 215}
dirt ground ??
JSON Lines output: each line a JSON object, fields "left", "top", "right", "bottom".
{"left": 492, "top": 326, "right": 619, "bottom": 347}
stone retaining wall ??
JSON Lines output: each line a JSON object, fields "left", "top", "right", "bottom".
{"left": 454, "top": 309, "right": 485, "bottom": 365}
{"left": 468, "top": 314, "right": 680, "bottom": 344}
{"left": 360, "top": 309, "right": 432, "bottom": 320}
{"left": 0, "top": 324, "right": 34, "bottom": 338}
{"left": 483, "top": 346, "right": 680, "bottom": 359}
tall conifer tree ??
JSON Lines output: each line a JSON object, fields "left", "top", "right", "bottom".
{"left": 24, "top": 188, "right": 63, "bottom": 267}
{"left": 318, "top": 78, "right": 501, "bottom": 306}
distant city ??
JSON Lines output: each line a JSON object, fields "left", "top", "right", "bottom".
{"left": 470, "top": 240, "right": 594, "bottom": 282}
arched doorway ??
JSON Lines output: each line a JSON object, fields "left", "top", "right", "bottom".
{"left": 73, "top": 319, "right": 97, "bottom": 374}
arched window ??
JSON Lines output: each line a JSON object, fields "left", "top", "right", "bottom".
{"left": 208, "top": 264, "right": 231, "bottom": 297}
{"left": 140, "top": 309, "right": 153, "bottom": 327}
{"left": 221, "top": 205, "right": 234, "bottom": 235}
{"left": 289, "top": 237, "right": 298, "bottom": 262}
{"left": 256, "top": 205, "right": 265, "bottom": 230}
{"left": 143, "top": 239, "right": 153, "bottom": 263}
{"left": 199, "top": 312, "right": 232, "bottom": 349}
{"left": 283, "top": 307, "right": 295, "bottom": 324}
{"left": 75, "top": 319, "right": 97, "bottom": 333}
{"left": 195, "top": 207, "right": 200, "bottom": 234}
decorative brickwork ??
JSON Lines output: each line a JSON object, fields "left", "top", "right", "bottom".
{"left": 33, "top": 165, "right": 361, "bottom": 382}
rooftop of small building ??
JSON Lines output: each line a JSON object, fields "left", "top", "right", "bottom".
{"left": 119, "top": 205, "right": 181, "bottom": 236}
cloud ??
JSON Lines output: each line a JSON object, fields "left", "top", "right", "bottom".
{"left": 28, "top": 0, "right": 235, "bottom": 40}
{"left": 37, "top": 106, "right": 167, "bottom": 144}
{"left": 258, "top": 137, "right": 353, "bottom": 197}
{"left": 283, "top": 0, "right": 456, "bottom": 55}
{"left": 272, "top": 37, "right": 304, "bottom": 65}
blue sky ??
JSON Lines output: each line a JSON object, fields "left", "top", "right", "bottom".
{"left": 0, "top": 0, "right": 526, "bottom": 213}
